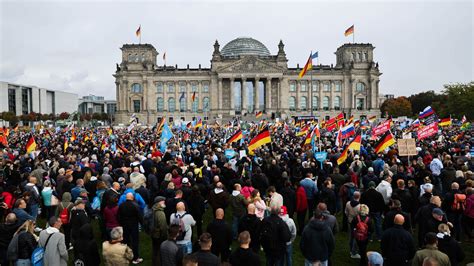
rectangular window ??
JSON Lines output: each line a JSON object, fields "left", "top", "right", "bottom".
{"left": 357, "top": 98, "right": 364, "bottom": 110}
{"left": 168, "top": 83, "right": 175, "bottom": 93}
{"left": 8, "top": 88, "right": 16, "bottom": 114}
{"left": 335, "top": 82, "right": 342, "bottom": 92}
{"left": 157, "top": 82, "right": 163, "bottom": 93}
{"left": 312, "top": 83, "right": 318, "bottom": 92}
{"left": 290, "top": 82, "right": 296, "bottom": 92}
{"left": 191, "top": 82, "right": 198, "bottom": 92}
{"left": 22, "top": 88, "right": 29, "bottom": 114}
{"left": 133, "top": 100, "right": 141, "bottom": 112}
{"left": 323, "top": 83, "right": 330, "bottom": 92}
{"left": 301, "top": 82, "right": 307, "bottom": 92}
{"left": 203, "top": 82, "right": 209, "bottom": 93}
{"left": 179, "top": 82, "right": 186, "bottom": 93}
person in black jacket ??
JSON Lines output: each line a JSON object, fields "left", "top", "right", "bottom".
{"left": 238, "top": 204, "right": 262, "bottom": 253}
{"left": 229, "top": 231, "right": 261, "bottom": 266}
{"left": 118, "top": 192, "right": 144, "bottom": 264}
{"left": 74, "top": 223, "right": 101, "bottom": 265}
{"left": 383, "top": 200, "right": 412, "bottom": 232}
{"left": 15, "top": 220, "right": 38, "bottom": 265}
{"left": 280, "top": 180, "right": 296, "bottom": 218}
{"left": 300, "top": 209, "right": 335, "bottom": 265}
{"left": 436, "top": 223, "right": 465, "bottom": 266}
{"left": 192, "top": 233, "right": 219, "bottom": 266}
{"left": 260, "top": 205, "right": 291, "bottom": 266}
{"left": 0, "top": 213, "right": 20, "bottom": 266}
{"left": 206, "top": 208, "right": 232, "bottom": 262}
{"left": 70, "top": 198, "right": 90, "bottom": 247}
{"left": 187, "top": 186, "right": 205, "bottom": 240}
{"left": 360, "top": 181, "right": 384, "bottom": 241}
{"left": 380, "top": 214, "right": 416, "bottom": 266}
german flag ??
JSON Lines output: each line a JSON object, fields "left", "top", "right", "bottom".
{"left": 26, "top": 135, "right": 37, "bottom": 153}
{"left": 156, "top": 117, "right": 165, "bottom": 135}
{"left": 107, "top": 126, "right": 114, "bottom": 136}
{"left": 255, "top": 111, "right": 263, "bottom": 119}
{"left": 344, "top": 25, "right": 354, "bottom": 36}
{"left": 347, "top": 135, "right": 361, "bottom": 151}
{"left": 70, "top": 131, "right": 76, "bottom": 142}
{"left": 192, "top": 92, "right": 196, "bottom": 102}
{"left": 374, "top": 131, "right": 396, "bottom": 153}
{"left": 248, "top": 127, "right": 271, "bottom": 155}
{"left": 136, "top": 25, "right": 141, "bottom": 37}
{"left": 137, "top": 139, "right": 145, "bottom": 149}
{"left": 0, "top": 129, "right": 8, "bottom": 148}
{"left": 368, "top": 115, "right": 377, "bottom": 124}
{"left": 439, "top": 117, "right": 452, "bottom": 127}
{"left": 337, "top": 146, "right": 349, "bottom": 165}
{"left": 195, "top": 118, "right": 203, "bottom": 129}
{"left": 64, "top": 138, "right": 68, "bottom": 153}
{"left": 101, "top": 139, "right": 108, "bottom": 151}
{"left": 226, "top": 130, "right": 243, "bottom": 144}
{"left": 117, "top": 143, "right": 129, "bottom": 154}
{"left": 302, "top": 127, "right": 317, "bottom": 147}
{"left": 3, "top": 127, "right": 9, "bottom": 137}
{"left": 298, "top": 51, "right": 318, "bottom": 78}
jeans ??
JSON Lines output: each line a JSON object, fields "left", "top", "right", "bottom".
{"left": 348, "top": 223, "right": 357, "bottom": 255}
{"left": 304, "top": 259, "right": 328, "bottom": 266}
{"left": 29, "top": 203, "right": 39, "bottom": 220}
{"left": 369, "top": 212, "right": 382, "bottom": 240}
{"left": 356, "top": 240, "right": 368, "bottom": 266}
{"left": 123, "top": 224, "right": 140, "bottom": 260}
{"left": 178, "top": 241, "right": 193, "bottom": 255}
{"left": 232, "top": 215, "right": 240, "bottom": 239}
{"left": 284, "top": 244, "right": 293, "bottom": 266}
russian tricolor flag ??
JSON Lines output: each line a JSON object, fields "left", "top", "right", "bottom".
{"left": 419, "top": 106, "right": 435, "bottom": 119}
{"left": 341, "top": 124, "right": 355, "bottom": 138}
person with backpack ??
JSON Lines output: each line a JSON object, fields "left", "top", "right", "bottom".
{"left": 300, "top": 209, "right": 335, "bottom": 266}
{"left": 56, "top": 192, "right": 74, "bottom": 249}
{"left": 11, "top": 220, "right": 38, "bottom": 266}
{"left": 170, "top": 201, "right": 196, "bottom": 255}
{"left": 1, "top": 213, "right": 20, "bottom": 266}
{"left": 463, "top": 187, "right": 474, "bottom": 242}
{"left": 442, "top": 182, "right": 465, "bottom": 241}
{"left": 360, "top": 181, "right": 385, "bottom": 241}
{"left": 345, "top": 191, "right": 361, "bottom": 259}
{"left": 118, "top": 192, "right": 144, "bottom": 264}
{"left": 259, "top": 204, "right": 291, "bottom": 266}
{"left": 147, "top": 196, "right": 168, "bottom": 266}
{"left": 37, "top": 216, "right": 68, "bottom": 266}
{"left": 350, "top": 204, "right": 373, "bottom": 266}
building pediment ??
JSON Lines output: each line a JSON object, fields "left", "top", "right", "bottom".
{"left": 216, "top": 56, "right": 285, "bottom": 74}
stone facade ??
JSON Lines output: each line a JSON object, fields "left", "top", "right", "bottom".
{"left": 113, "top": 38, "right": 381, "bottom": 124}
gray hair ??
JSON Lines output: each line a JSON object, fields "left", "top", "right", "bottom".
{"left": 110, "top": 226, "right": 123, "bottom": 240}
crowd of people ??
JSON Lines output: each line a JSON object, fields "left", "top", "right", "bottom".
{"left": 0, "top": 116, "right": 472, "bottom": 266}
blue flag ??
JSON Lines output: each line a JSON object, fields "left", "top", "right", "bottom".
{"left": 160, "top": 123, "right": 173, "bottom": 152}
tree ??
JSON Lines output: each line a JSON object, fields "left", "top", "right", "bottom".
{"left": 92, "top": 112, "right": 102, "bottom": 121}
{"left": 40, "top": 113, "right": 50, "bottom": 121}
{"left": 408, "top": 90, "right": 444, "bottom": 116}
{"left": 2, "top": 112, "right": 18, "bottom": 124}
{"left": 443, "top": 82, "right": 474, "bottom": 120}
{"left": 59, "top": 112, "right": 70, "bottom": 120}
{"left": 380, "top": 96, "right": 412, "bottom": 117}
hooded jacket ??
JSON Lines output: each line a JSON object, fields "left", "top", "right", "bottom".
{"left": 300, "top": 219, "right": 335, "bottom": 262}
{"left": 74, "top": 223, "right": 101, "bottom": 265}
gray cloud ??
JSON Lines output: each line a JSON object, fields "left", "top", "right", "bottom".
{"left": 0, "top": 0, "right": 472, "bottom": 99}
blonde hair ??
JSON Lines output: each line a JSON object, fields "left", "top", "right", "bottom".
{"left": 359, "top": 204, "right": 370, "bottom": 216}
{"left": 16, "top": 220, "right": 35, "bottom": 235}
{"left": 167, "top": 182, "right": 175, "bottom": 190}
{"left": 438, "top": 223, "right": 450, "bottom": 234}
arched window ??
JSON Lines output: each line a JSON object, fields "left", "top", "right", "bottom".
{"left": 334, "top": 96, "right": 341, "bottom": 110}
{"left": 180, "top": 97, "right": 187, "bottom": 112}
{"left": 312, "top": 96, "right": 319, "bottom": 110}
{"left": 192, "top": 98, "right": 199, "bottom": 113}
{"left": 289, "top": 97, "right": 296, "bottom": 111}
{"left": 168, "top": 98, "right": 175, "bottom": 112}
{"left": 203, "top": 97, "right": 210, "bottom": 112}
{"left": 300, "top": 96, "right": 307, "bottom": 111}
{"left": 323, "top": 96, "right": 330, "bottom": 110}
{"left": 157, "top": 97, "right": 164, "bottom": 112}
{"left": 131, "top": 83, "right": 142, "bottom": 93}
{"left": 356, "top": 82, "right": 365, "bottom": 92}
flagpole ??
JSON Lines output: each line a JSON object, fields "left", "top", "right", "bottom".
{"left": 310, "top": 56, "right": 313, "bottom": 118}
{"left": 353, "top": 27, "right": 355, "bottom": 43}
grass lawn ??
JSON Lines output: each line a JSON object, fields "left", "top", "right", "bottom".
{"left": 36, "top": 206, "right": 473, "bottom": 265}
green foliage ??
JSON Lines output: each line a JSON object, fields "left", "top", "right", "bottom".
{"left": 380, "top": 96, "right": 412, "bottom": 117}
{"left": 443, "top": 82, "right": 474, "bottom": 120}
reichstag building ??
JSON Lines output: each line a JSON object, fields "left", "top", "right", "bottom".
{"left": 113, "top": 37, "right": 381, "bottom": 124}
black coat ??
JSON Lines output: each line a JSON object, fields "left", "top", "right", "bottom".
{"left": 437, "top": 234, "right": 465, "bottom": 266}
{"left": 360, "top": 188, "right": 385, "bottom": 213}
{"left": 118, "top": 200, "right": 143, "bottom": 227}
{"left": 70, "top": 209, "right": 90, "bottom": 241}
{"left": 300, "top": 219, "right": 335, "bottom": 262}
{"left": 206, "top": 219, "right": 232, "bottom": 253}
{"left": 74, "top": 223, "right": 101, "bottom": 265}
{"left": 380, "top": 225, "right": 416, "bottom": 263}
{"left": 260, "top": 214, "right": 291, "bottom": 258}
{"left": 229, "top": 247, "right": 261, "bottom": 266}
{"left": 17, "top": 231, "right": 37, "bottom": 260}
{"left": 238, "top": 214, "right": 261, "bottom": 252}
{"left": 280, "top": 186, "right": 296, "bottom": 216}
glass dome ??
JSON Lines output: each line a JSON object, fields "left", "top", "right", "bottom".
{"left": 221, "top": 37, "right": 271, "bottom": 57}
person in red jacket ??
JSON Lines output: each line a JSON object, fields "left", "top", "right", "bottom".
{"left": 296, "top": 181, "right": 308, "bottom": 235}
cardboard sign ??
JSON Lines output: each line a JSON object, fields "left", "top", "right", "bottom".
{"left": 372, "top": 119, "right": 391, "bottom": 136}
{"left": 417, "top": 123, "right": 438, "bottom": 140}
{"left": 397, "top": 138, "right": 417, "bottom": 156}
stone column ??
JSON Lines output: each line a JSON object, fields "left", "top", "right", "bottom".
{"left": 265, "top": 78, "right": 271, "bottom": 111}
{"left": 242, "top": 78, "right": 248, "bottom": 113}
{"left": 254, "top": 78, "right": 260, "bottom": 112}
{"left": 163, "top": 81, "right": 167, "bottom": 112}
{"left": 230, "top": 78, "right": 235, "bottom": 111}
{"left": 115, "top": 82, "right": 120, "bottom": 110}
{"left": 218, "top": 78, "right": 223, "bottom": 110}
{"left": 318, "top": 81, "right": 322, "bottom": 110}
{"left": 329, "top": 81, "right": 334, "bottom": 110}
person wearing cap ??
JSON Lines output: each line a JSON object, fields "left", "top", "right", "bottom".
{"left": 150, "top": 196, "right": 168, "bottom": 266}
{"left": 180, "top": 177, "right": 192, "bottom": 201}
{"left": 362, "top": 167, "right": 379, "bottom": 190}
{"left": 426, "top": 208, "right": 450, "bottom": 237}
{"left": 412, "top": 232, "right": 450, "bottom": 266}
{"left": 279, "top": 205, "right": 297, "bottom": 266}
{"left": 70, "top": 198, "right": 90, "bottom": 248}
{"left": 360, "top": 181, "right": 385, "bottom": 241}
{"left": 380, "top": 214, "right": 416, "bottom": 266}
{"left": 367, "top": 251, "right": 383, "bottom": 266}
{"left": 436, "top": 223, "right": 465, "bottom": 266}
{"left": 415, "top": 196, "right": 442, "bottom": 248}
{"left": 300, "top": 209, "right": 335, "bottom": 266}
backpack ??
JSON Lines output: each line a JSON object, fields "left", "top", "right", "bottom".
{"left": 143, "top": 207, "right": 155, "bottom": 235}
{"left": 171, "top": 213, "right": 188, "bottom": 241}
{"left": 353, "top": 215, "right": 369, "bottom": 241}
{"left": 7, "top": 231, "right": 24, "bottom": 261}
{"left": 31, "top": 233, "right": 54, "bottom": 266}
{"left": 346, "top": 184, "right": 356, "bottom": 201}
{"left": 59, "top": 203, "right": 71, "bottom": 224}
{"left": 452, "top": 193, "right": 467, "bottom": 211}
{"left": 259, "top": 219, "right": 278, "bottom": 251}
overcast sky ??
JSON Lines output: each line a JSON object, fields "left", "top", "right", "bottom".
{"left": 0, "top": 0, "right": 472, "bottom": 100}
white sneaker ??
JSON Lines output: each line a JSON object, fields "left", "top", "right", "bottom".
{"left": 351, "top": 254, "right": 361, "bottom": 259}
